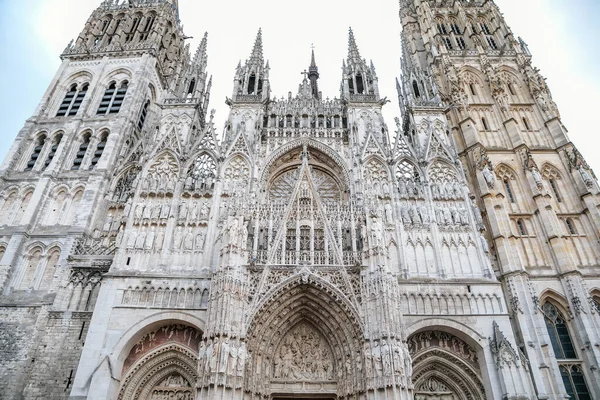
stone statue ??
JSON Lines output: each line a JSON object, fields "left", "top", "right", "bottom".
{"left": 482, "top": 165, "right": 495, "bottom": 189}
{"left": 370, "top": 216, "right": 384, "bottom": 247}
{"left": 531, "top": 167, "right": 543, "bottom": 188}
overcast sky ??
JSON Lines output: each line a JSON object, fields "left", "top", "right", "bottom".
{"left": 1, "top": 0, "right": 599, "bottom": 174}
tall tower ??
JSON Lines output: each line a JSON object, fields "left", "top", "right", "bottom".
{"left": 399, "top": 0, "right": 600, "bottom": 399}
{"left": 0, "top": 0, "right": 212, "bottom": 398}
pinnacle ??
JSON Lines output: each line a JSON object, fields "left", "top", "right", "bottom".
{"left": 193, "top": 32, "right": 208, "bottom": 65}
{"left": 310, "top": 48, "right": 317, "bottom": 68}
{"left": 249, "top": 28, "right": 264, "bottom": 64}
{"left": 347, "top": 27, "right": 362, "bottom": 64}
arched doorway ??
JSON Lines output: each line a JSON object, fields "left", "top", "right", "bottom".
{"left": 117, "top": 324, "right": 203, "bottom": 400}
{"left": 408, "top": 330, "right": 486, "bottom": 400}
{"left": 245, "top": 273, "right": 363, "bottom": 399}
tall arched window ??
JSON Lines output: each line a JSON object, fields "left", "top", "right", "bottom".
{"left": 503, "top": 178, "right": 516, "bottom": 203}
{"left": 39, "top": 248, "right": 60, "bottom": 291}
{"left": 139, "top": 14, "right": 155, "bottom": 41}
{"left": 542, "top": 302, "right": 576, "bottom": 359}
{"left": 97, "top": 82, "right": 116, "bottom": 114}
{"left": 57, "top": 83, "right": 89, "bottom": 117}
{"left": 97, "top": 81, "right": 128, "bottom": 115}
{"left": 356, "top": 73, "right": 365, "bottom": 94}
{"left": 187, "top": 78, "right": 196, "bottom": 95}
{"left": 566, "top": 218, "right": 577, "bottom": 235}
{"left": 516, "top": 219, "right": 527, "bottom": 236}
{"left": 549, "top": 178, "right": 562, "bottom": 203}
{"left": 25, "top": 135, "right": 47, "bottom": 171}
{"left": 125, "top": 15, "right": 141, "bottom": 42}
{"left": 43, "top": 133, "right": 63, "bottom": 170}
{"left": 137, "top": 100, "right": 150, "bottom": 131}
{"left": 72, "top": 134, "right": 91, "bottom": 170}
{"left": 413, "top": 81, "right": 421, "bottom": 98}
{"left": 19, "top": 248, "right": 42, "bottom": 290}
{"left": 110, "top": 81, "right": 128, "bottom": 114}
{"left": 89, "top": 133, "right": 108, "bottom": 169}
{"left": 522, "top": 117, "right": 531, "bottom": 131}
{"left": 542, "top": 302, "right": 591, "bottom": 400}
{"left": 560, "top": 365, "right": 592, "bottom": 400}
{"left": 481, "top": 117, "right": 489, "bottom": 131}
{"left": 57, "top": 84, "right": 77, "bottom": 116}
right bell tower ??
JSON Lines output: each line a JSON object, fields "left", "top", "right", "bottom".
{"left": 398, "top": 1, "right": 600, "bottom": 399}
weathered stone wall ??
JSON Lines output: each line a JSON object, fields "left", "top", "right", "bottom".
{"left": 22, "top": 311, "right": 91, "bottom": 400}
{"left": 0, "top": 306, "right": 43, "bottom": 400}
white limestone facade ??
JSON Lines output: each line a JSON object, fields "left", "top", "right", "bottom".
{"left": 0, "top": 1, "right": 598, "bottom": 400}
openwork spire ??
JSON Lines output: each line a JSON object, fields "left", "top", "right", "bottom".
{"left": 249, "top": 28, "right": 264, "bottom": 65}
{"left": 347, "top": 27, "right": 363, "bottom": 65}
{"left": 192, "top": 32, "right": 208, "bottom": 68}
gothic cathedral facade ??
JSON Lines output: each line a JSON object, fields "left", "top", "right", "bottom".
{"left": 0, "top": 0, "right": 599, "bottom": 399}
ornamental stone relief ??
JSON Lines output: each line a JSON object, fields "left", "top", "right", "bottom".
{"left": 408, "top": 331, "right": 478, "bottom": 368}
{"left": 123, "top": 325, "right": 203, "bottom": 374}
{"left": 273, "top": 323, "right": 334, "bottom": 381}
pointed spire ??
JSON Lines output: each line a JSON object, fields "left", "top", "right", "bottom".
{"left": 192, "top": 32, "right": 208, "bottom": 69}
{"left": 308, "top": 47, "right": 320, "bottom": 99}
{"left": 347, "top": 27, "right": 362, "bottom": 64}
{"left": 249, "top": 28, "right": 264, "bottom": 65}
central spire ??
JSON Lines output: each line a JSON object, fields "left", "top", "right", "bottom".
{"left": 308, "top": 47, "right": 320, "bottom": 99}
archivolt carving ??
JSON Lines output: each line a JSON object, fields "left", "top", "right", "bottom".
{"left": 409, "top": 330, "right": 486, "bottom": 400}
{"left": 245, "top": 273, "right": 364, "bottom": 396}
{"left": 118, "top": 344, "right": 198, "bottom": 400}
{"left": 260, "top": 138, "right": 350, "bottom": 188}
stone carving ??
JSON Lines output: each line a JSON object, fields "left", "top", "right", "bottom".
{"left": 273, "top": 323, "right": 334, "bottom": 381}
{"left": 409, "top": 331, "right": 478, "bottom": 367}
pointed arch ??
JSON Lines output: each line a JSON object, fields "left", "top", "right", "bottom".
{"left": 259, "top": 138, "right": 350, "bottom": 189}
{"left": 245, "top": 271, "right": 363, "bottom": 395}
{"left": 141, "top": 150, "right": 180, "bottom": 195}
{"left": 408, "top": 326, "right": 487, "bottom": 400}
{"left": 117, "top": 322, "right": 202, "bottom": 400}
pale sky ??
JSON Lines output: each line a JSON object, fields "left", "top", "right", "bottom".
{"left": 1, "top": 0, "right": 599, "bottom": 173}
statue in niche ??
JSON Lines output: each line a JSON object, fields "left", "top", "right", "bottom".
{"left": 579, "top": 166, "right": 594, "bottom": 188}
{"left": 384, "top": 203, "right": 394, "bottom": 225}
{"left": 135, "top": 229, "right": 147, "bottom": 249}
{"left": 482, "top": 165, "right": 495, "bottom": 189}
{"left": 127, "top": 231, "right": 137, "bottom": 249}
{"left": 530, "top": 167, "right": 543, "bottom": 189}
{"left": 174, "top": 227, "right": 183, "bottom": 250}
{"left": 480, "top": 233, "right": 490, "bottom": 254}
{"left": 155, "top": 229, "right": 164, "bottom": 252}
{"left": 184, "top": 228, "right": 194, "bottom": 250}
{"left": 370, "top": 216, "right": 384, "bottom": 247}
{"left": 145, "top": 227, "right": 155, "bottom": 250}
{"left": 237, "top": 342, "right": 247, "bottom": 377}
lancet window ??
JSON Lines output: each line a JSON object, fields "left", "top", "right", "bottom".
{"left": 44, "top": 133, "right": 62, "bottom": 170}
{"left": 97, "top": 81, "right": 128, "bottom": 115}
{"left": 57, "top": 83, "right": 89, "bottom": 117}
{"left": 184, "top": 154, "right": 217, "bottom": 192}
{"left": 89, "top": 132, "right": 108, "bottom": 169}
{"left": 25, "top": 135, "right": 47, "bottom": 171}
{"left": 396, "top": 160, "right": 422, "bottom": 199}
{"left": 542, "top": 302, "right": 591, "bottom": 400}
{"left": 71, "top": 133, "right": 91, "bottom": 171}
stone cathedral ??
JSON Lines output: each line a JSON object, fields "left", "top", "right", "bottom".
{"left": 1, "top": 0, "right": 600, "bottom": 399}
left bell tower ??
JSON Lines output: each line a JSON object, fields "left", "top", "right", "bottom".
{"left": 0, "top": 1, "right": 210, "bottom": 399}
